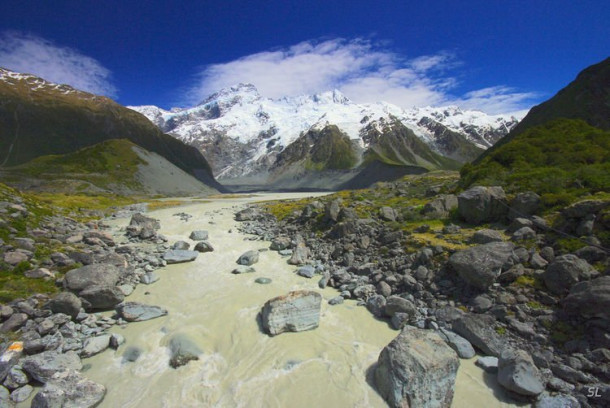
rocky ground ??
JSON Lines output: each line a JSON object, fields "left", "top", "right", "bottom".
{"left": 234, "top": 177, "right": 610, "bottom": 408}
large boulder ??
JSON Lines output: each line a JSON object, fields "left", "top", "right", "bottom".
{"left": 375, "top": 327, "right": 460, "bottom": 408}
{"left": 162, "top": 250, "right": 199, "bottom": 264}
{"left": 422, "top": 194, "right": 458, "bottom": 218}
{"left": 47, "top": 292, "right": 82, "bottom": 320}
{"left": 563, "top": 276, "right": 610, "bottom": 321}
{"left": 448, "top": 242, "right": 518, "bottom": 290}
{"left": 80, "top": 334, "right": 111, "bottom": 358}
{"left": 31, "top": 370, "right": 106, "bottom": 408}
{"left": 79, "top": 285, "right": 125, "bottom": 310}
{"left": 261, "top": 290, "right": 322, "bottom": 336}
{"left": 168, "top": 334, "right": 203, "bottom": 368}
{"left": 497, "top": 349, "right": 545, "bottom": 397}
{"left": 452, "top": 314, "right": 505, "bottom": 357}
{"left": 129, "top": 213, "right": 160, "bottom": 230}
{"left": 458, "top": 186, "right": 508, "bottom": 224}
{"left": 508, "top": 192, "right": 541, "bottom": 220}
{"left": 21, "top": 350, "right": 82, "bottom": 383}
{"left": 543, "top": 254, "right": 597, "bottom": 295}
{"left": 116, "top": 302, "right": 168, "bottom": 322}
{"left": 63, "top": 264, "right": 120, "bottom": 292}
{"left": 189, "top": 230, "right": 209, "bottom": 241}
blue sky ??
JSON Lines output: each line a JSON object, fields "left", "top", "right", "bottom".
{"left": 0, "top": 0, "right": 608, "bottom": 114}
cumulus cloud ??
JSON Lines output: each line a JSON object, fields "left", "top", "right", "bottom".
{"left": 0, "top": 31, "right": 116, "bottom": 97}
{"left": 188, "top": 38, "right": 537, "bottom": 114}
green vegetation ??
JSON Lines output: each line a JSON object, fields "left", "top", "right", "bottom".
{"left": 513, "top": 275, "right": 544, "bottom": 289}
{"left": 461, "top": 119, "right": 610, "bottom": 209}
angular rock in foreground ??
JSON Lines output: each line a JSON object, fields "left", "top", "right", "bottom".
{"left": 116, "top": 302, "right": 168, "bottom": 322}
{"left": 452, "top": 314, "right": 505, "bottom": 357}
{"left": 448, "top": 242, "right": 517, "bottom": 290}
{"left": 497, "top": 349, "right": 545, "bottom": 397}
{"left": 375, "top": 327, "right": 460, "bottom": 408}
{"left": 21, "top": 350, "right": 82, "bottom": 383}
{"left": 31, "top": 370, "right": 106, "bottom": 408}
{"left": 163, "top": 249, "right": 199, "bottom": 264}
{"left": 261, "top": 290, "right": 322, "bottom": 336}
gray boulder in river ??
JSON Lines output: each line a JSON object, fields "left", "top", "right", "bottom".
{"left": 116, "top": 302, "right": 168, "bottom": 322}
{"left": 168, "top": 334, "right": 203, "bottom": 368}
{"left": 163, "top": 250, "right": 199, "bottom": 264}
{"left": 237, "top": 250, "right": 259, "bottom": 266}
{"left": 261, "top": 290, "right": 322, "bottom": 336}
{"left": 375, "top": 327, "right": 459, "bottom": 408}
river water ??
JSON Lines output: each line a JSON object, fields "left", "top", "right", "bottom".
{"left": 74, "top": 193, "right": 521, "bottom": 407}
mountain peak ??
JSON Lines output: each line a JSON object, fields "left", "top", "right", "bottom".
{"left": 311, "top": 89, "right": 351, "bottom": 105}
{"left": 199, "top": 83, "right": 261, "bottom": 106}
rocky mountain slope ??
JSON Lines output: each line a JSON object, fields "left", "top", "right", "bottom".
{"left": 0, "top": 68, "right": 223, "bottom": 192}
{"left": 130, "top": 85, "right": 523, "bottom": 186}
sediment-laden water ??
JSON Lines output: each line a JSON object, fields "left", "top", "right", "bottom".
{"left": 76, "top": 193, "right": 520, "bottom": 407}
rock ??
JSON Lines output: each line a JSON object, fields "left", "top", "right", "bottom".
{"left": 325, "top": 199, "right": 341, "bottom": 222}
{"left": 270, "top": 236, "right": 291, "bottom": 251}
{"left": 261, "top": 290, "right": 322, "bottom": 336}
{"left": 375, "top": 327, "right": 460, "bottom": 408}
{"left": 122, "top": 346, "right": 142, "bottom": 363}
{"left": 449, "top": 242, "right": 517, "bottom": 290}
{"left": 232, "top": 266, "right": 256, "bottom": 274}
{"left": 189, "top": 230, "right": 209, "bottom": 241}
{"left": 563, "top": 276, "right": 610, "bottom": 321}
{"left": 497, "top": 349, "right": 544, "bottom": 397}
{"left": 543, "top": 254, "right": 597, "bottom": 295}
{"left": 471, "top": 294, "right": 493, "bottom": 313}
{"left": 10, "top": 384, "right": 33, "bottom": 403}
{"left": 384, "top": 296, "right": 416, "bottom": 318}
{"left": 512, "top": 226, "right": 536, "bottom": 241}
{"left": 24, "top": 267, "right": 55, "bottom": 279}
{"left": 328, "top": 296, "right": 344, "bottom": 305}
{"left": 529, "top": 252, "right": 548, "bottom": 269}
{"left": 63, "top": 264, "right": 120, "bottom": 292}
{"left": 3, "top": 251, "right": 29, "bottom": 265}
{"left": 575, "top": 245, "right": 607, "bottom": 263}
{"left": 140, "top": 272, "right": 159, "bottom": 285}
{"left": 109, "top": 333, "right": 125, "bottom": 350}
{"left": 471, "top": 229, "right": 504, "bottom": 244}
{"left": 476, "top": 356, "right": 499, "bottom": 374}
{"left": 168, "top": 334, "right": 202, "bottom": 368}
{"left": 163, "top": 249, "right": 199, "bottom": 264}
{"left": 116, "top": 302, "right": 168, "bottom": 322}
{"left": 129, "top": 213, "right": 160, "bottom": 230}
{"left": 4, "top": 365, "right": 29, "bottom": 389}
{"left": 254, "top": 277, "right": 272, "bottom": 284}
{"left": 458, "top": 186, "right": 508, "bottom": 224}
{"left": 452, "top": 315, "right": 505, "bottom": 357}
{"left": 366, "top": 295, "right": 387, "bottom": 318}
{"left": 0, "top": 342, "right": 23, "bottom": 383}
{"left": 21, "top": 350, "right": 82, "bottom": 383}
{"left": 0, "top": 313, "right": 28, "bottom": 333}
{"left": 235, "top": 207, "right": 259, "bottom": 221}
{"left": 0, "top": 386, "right": 8, "bottom": 406}
{"left": 171, "top": 241, "right": 190, "bottom": 250}
{"left": 288, "top": 243, "right": 309, "bottom": 265}
{"left": 379, "top": 206, "right": 397, "bottom": 222}
{"left": 296, "top": 265, "right": 315, "bottom": 278}
{"left": 30, "top": 370, "right": 106, "bottom": 408}
{"left": 79, "top": 285, "right": 125, "bottom": 310}
{"left": 237, "top": 250, "right": 259, "bottom": 266}
{"left": 422, "top": 194, "right": 458, "bottom": 218}
{"left": 80, "top": 334, "right": 111, "bottom": 358}
{"left": 509, "top": 192, "right": 541, "bottom": 220}
{"left": 194, "top": 241, "right": 214, "bottom": 252}
{"left": 535, "top": 394, "right": 580, "bottom": 408}
{"left": 439, "top": 328, "right": 476, "bottom": 359}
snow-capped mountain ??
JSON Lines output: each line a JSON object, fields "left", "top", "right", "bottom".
{"left": 130, "top": 84, "right": 525, "bottom": 181}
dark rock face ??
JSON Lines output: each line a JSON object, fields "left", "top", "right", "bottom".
{"left": 448, "top": 242, "right": 517, "bottom": 290}
{"left": 497, "top": 349, "right": 545, "bottom": 397}
{"left": 375, "top": 327, "right": 459, "bottom": 408}
{"left": 261, "top": 290, "right": 322, "bottom": 336}
{"left": 457, "top": 186, "right": 508, "bottom": 224}
{"left": 563, "top": 276, "right": 610, "bottom": 321}
{"left": 452, "top": 315, "right": 505, "bottom": 357}
{"left": 63, "top": 264, "right": 121, "bottom": 292}
{"left": 543, "top": 254, "right": 597, "bottom": 295}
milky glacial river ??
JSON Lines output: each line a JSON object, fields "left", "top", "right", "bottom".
{"left": 76, "top": 193, "right": 521, "bottom": 408}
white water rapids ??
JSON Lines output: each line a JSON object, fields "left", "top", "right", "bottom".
{"left": 23, "top": 193, "right": 524, "bottom": 407}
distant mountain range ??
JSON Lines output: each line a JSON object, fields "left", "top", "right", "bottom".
{"left": 131, "top": 85, "right": 525, "bottom": 189}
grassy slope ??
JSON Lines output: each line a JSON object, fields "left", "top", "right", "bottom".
{"left": 460, "top": 118, "right": 610, "bottom": 208}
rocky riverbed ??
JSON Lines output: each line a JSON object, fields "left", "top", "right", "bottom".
{"left": 2, "top": 189, "right": 606, "bottom": 407}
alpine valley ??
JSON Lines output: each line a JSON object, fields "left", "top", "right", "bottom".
{"left": 130, "top": 86, "right": 524, "bottom": 190}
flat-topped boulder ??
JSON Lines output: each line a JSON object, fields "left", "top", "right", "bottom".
{"left": 449, "top": 242, "right": 518, "bottom": 290}
{"left": 375, "top": 327, "right": 460, "bottom": 408}
{"left": 63, "top": 264, "right": 120, "bottom": 292}
{"left": 163, "top": 250, "right": 199, "bottom": 264}
{"left": 458, "top": 186, "right": 508, "bottom": 224}
{"left": 116, "top": 302, "right": 168, "bottom": 322}
{"left": 452, "top": 314, "right": 505, "bottom": 357}
{"left": 261, "top": 290, "right": 322, "bottom": 336}
{"left": 21, "top": 350, "right": 82, "bottom": 383}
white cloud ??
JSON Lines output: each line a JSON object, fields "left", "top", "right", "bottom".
{"left": 188, "top": 38, "right": 537, "bottom": 114}
{"left": 0, "top": 32, "right": 116, "bottom": 97}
